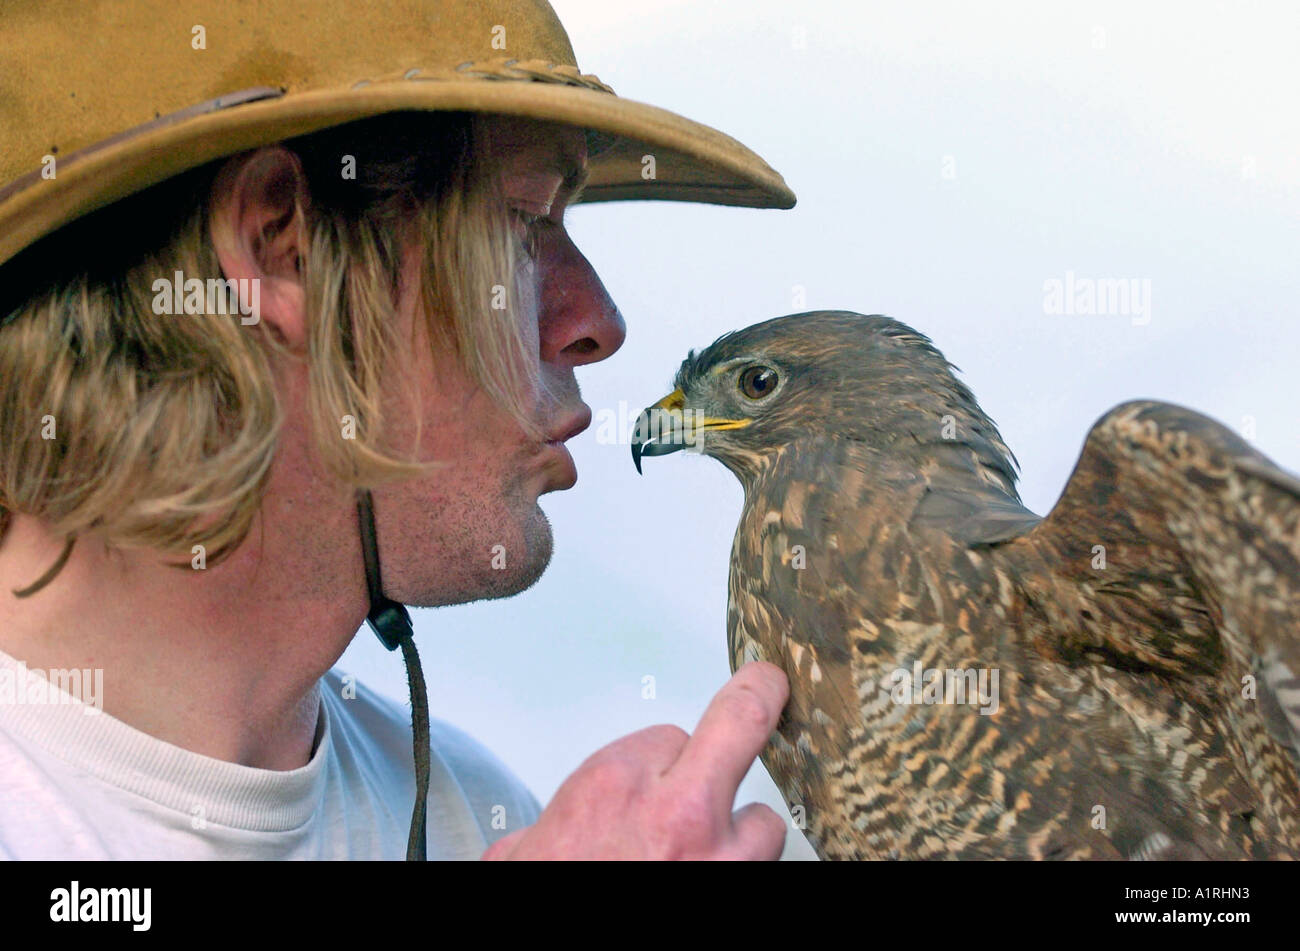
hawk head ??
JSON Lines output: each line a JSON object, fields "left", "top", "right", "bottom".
{"left": 631, "top": 311, "right": 1019, "bottom": 492}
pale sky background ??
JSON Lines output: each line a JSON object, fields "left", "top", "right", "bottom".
{"left": 339, "top": 1, "right": 1300, "bottom": 860}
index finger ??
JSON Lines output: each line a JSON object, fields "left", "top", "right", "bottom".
{"left": 669, "top": 661, "right": 790, "bottom": 816}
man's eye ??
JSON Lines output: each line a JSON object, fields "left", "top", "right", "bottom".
{"left": 512, "top": 209, "right": 541, "bottom": 230}
{"left": 510, "top": 209, "right": 544, "bottom": 259}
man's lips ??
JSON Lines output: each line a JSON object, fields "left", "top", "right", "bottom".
{"left": 537, "top": 405, "right": 591, "bottom": 490}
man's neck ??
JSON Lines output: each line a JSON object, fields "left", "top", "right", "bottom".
{"left": 0, "top": 491, "right": 368, "bottom": 771}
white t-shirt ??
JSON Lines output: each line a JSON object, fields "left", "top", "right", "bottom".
{"left": 0, "top": 646, "right": 541, "bottom": 859}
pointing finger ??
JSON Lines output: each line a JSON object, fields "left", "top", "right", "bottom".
{"left": 670, "top": 661, "right": 789, "bottom": 818}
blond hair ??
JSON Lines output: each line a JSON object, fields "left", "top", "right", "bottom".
{"left": 0, "top": 111, "right": 540, "bottom": 590}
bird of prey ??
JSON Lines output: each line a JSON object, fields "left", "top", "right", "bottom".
{"left": 630, "top": 311, "right": 1300, "bottom": 860}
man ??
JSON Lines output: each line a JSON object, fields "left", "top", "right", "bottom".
{"left": 0, "top": 1, "right": 795, "bottom": 859}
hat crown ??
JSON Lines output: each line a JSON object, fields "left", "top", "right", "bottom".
{"left": 0, "top": 0, "right": 792, "bottom": 275}
{"left": 0, "top": 0, "right": 579, "bottom": 178}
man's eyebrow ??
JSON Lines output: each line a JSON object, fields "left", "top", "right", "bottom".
{"left": 502, "top": 143, "right": 589, "bottom": 207}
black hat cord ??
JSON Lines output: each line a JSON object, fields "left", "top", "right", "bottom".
{"left": 356, "top": 489, "right": 429, "bottom": 861}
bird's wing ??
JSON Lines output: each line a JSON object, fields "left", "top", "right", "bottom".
{"left": 1016, "top": 399, "right": 1300, "bottom": 760}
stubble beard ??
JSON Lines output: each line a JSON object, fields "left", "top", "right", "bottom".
{"left": 396, "top": 466, "right": 556, "bottom": 610}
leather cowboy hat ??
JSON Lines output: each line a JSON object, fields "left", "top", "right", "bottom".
{"left": 0, "top": 0, "right": 796, "bottom": 272}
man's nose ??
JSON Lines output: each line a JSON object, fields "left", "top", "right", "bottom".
{"left": 537, "top": 229, "right": 625, "bottom": 367}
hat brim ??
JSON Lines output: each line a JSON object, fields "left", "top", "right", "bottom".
{"left": 0, "top": 80, "right": 795, "bottom": 270}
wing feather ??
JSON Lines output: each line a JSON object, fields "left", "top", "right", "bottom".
{"left": 1018, "top": 400, "right": 1300, "bottom": 762}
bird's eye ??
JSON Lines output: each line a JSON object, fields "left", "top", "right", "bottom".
{"left": 738, "top": 365, "right": 779, "bottom": 400}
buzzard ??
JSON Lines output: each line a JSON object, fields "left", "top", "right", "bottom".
{"left": 630, "top": 311, "right": 1300, "bottom": 860}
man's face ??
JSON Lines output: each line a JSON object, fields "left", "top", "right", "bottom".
{"left": 375, "top": 116, "right": 624, "bottom": 607}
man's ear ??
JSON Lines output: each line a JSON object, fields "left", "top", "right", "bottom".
{"left": 209, "top": 146, "right": 311, "bottom": 347}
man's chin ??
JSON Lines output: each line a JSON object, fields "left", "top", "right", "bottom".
{"left": 407, "top": 508, "right": 553, "bottom": 608}
{"left": 474, "top": 536, "right": 551, "bottom": 602}
{"left": 493, "top": 507, "right": 554, "bottom": 597}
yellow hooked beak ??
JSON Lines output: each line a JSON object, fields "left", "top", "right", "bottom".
{"left": 630, "top": 388, "right": 752, "bottom": 474}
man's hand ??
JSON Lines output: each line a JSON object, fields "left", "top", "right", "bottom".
{"left": 481, "top": 661, "right": 790, "bottom": 860}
